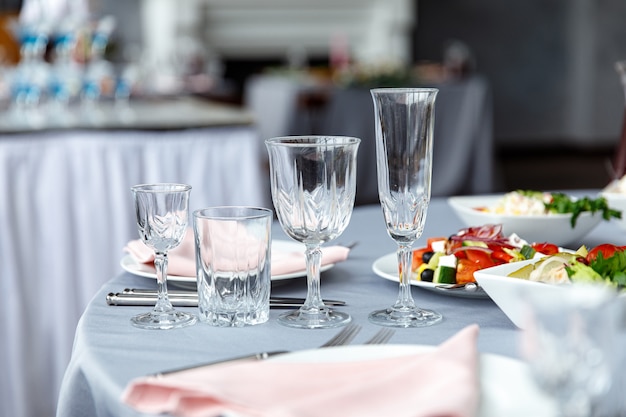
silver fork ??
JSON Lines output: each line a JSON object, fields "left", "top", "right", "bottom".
{"left": 156, "top": 323, "right": 362, "bottom": 376}
{"left": 364, "top": 328, "right": 396, "bottom": 345}
{"left": 319, "top": 323, "right": 362, "bottom": 347}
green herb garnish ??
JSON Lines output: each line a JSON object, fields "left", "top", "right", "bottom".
{"left": 539, "top": 192, "right": 622, "bottom": 228}
{"left": 588, "top": 251, "right": 626, "bottom": 287}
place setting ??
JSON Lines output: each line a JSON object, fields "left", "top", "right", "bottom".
{"left": 111, "top": 134, "right": 361, "bottom": 329}
{"left": 120, "top": 323, "right": 559, "bottom": 417}
{"left": 60, "top": 86, "right": 626, "bottom": 417}
{"left": 119, "top": 235, "right": 350, "bottom": 289}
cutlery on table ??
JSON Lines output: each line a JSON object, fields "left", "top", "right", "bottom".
{"left": 155, "top": 323, "right": 363, "bottom": 377}
{"left": 106, "top": 290, "right": 346, "bottom": 308}
{"left": 122, "top": 288, "right": 346, "bottom": 305}
{"left": 363, "top": 328, "right": 396, "bottom": 345}
{"left": 434, "top": 282, "right": 481, "bottom": 292}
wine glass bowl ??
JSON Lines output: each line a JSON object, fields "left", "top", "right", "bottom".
{"left": 266, "top": 136, "right": 360, "bottom": 329}
{"left": 130, "top": 183, "right": 197, "bottom": 330}
{"left": 369, "top": 88, "right": 442, "bottom": 328}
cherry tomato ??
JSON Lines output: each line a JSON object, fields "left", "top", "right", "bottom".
{"left": 454, "top": 250, "right": 468, "bottom": 260}
{"left": 491, "top": 249, "right": 513, "bottom": 263}
{"left": 463, "top": 249, "right": 497, "bottom": 269}
{"left": 427, "top": 237, "right": 447, "bottom": 250}
{"left": 532, "top": 242, "right": 559, "bottom": 256}
{"left": 411, "top": 247, "right": 430, "bottom": 271}
{"left": 586, "top": 244, "right": 621, "bottom": 263}
{"left": 456, "top": 259, "right": 480, "bottom": 284}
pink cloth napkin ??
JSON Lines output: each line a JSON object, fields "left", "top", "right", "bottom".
{"left": 122, "top": 324, "right": 481, "bottom": 417}
{"left": 124, "top": 229, "right": 351, "bottom": 277}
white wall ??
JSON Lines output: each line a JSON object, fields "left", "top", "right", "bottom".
{"left": 138, "top": 0, "right": 415, "bottom": 67}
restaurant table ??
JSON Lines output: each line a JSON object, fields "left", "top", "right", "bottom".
{"left": 0, "top": 97, "right": 269, "bottom": 417}
{"left": 56, "top": 192, "right": 626, "bottom": 417}
{"left": 246, "top": 74, "right": 495, "bottom": 205}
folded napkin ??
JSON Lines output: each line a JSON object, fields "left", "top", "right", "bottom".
{"left": 122, "top": 324, "right": 480, "bottom": 417}
{"left": 124, "top": 229, "right": 351, "bottom": 277}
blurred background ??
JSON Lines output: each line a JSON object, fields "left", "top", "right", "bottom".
{"left": 1, "top": 0, "right": 624, "bottom": 190}
{"left": 2, "top": 1, "right": 626, "bottom": 416}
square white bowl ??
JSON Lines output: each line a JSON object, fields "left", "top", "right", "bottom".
{"left": 448, "top": 194, "right": 602, "bottom": 247}
{"left": 473, "top": 259, "right": 569, "bottom": 329}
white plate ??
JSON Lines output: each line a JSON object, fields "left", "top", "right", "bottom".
{"left": 372, "top": 252, "right": 489, "bottom": 299}
{"left": 120, "top": 240, "right": 335, "bottom": 287}
{"left": 270, "top": 344, "right": 557, "bottom": 417}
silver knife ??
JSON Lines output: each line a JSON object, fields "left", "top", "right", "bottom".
{"left": 106, "top": 293, "right": 344, "bottom": 308}
{"left": 154, "top": 350, "right": 289, "bottom": 377}
{"left": 118, "top": 288, "right": 346, "bottom": 306}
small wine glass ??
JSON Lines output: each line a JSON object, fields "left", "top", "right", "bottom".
{"left": 368, "top": 88, "right": 443, "bottom": 328}
{"left": 266, "top": 136, "right": 360, "bottom": 329}
{"left": 130, "top": 183, "right": 197, "bottom": 330}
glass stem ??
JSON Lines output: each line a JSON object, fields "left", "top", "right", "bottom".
{"left": 153, "top": 252, "right": 174, "bottom": 313}
{"left": 303, "top": 244, "right": 325, "bottom": 311}
{"left": 395, "top": 244, "right": 416, "bottom": 309}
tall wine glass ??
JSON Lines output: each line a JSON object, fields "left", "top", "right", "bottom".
{"left": 266, "top": 136, "right": 360, "bottom": 329}
{"left": 369, "top": 88, "right": 442, "bottom": 328}
{"left": 130, "top": 183, "right": 197, "bottom": 329}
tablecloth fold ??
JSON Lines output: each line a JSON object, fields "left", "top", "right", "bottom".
{"left": 122, "top": 324, "right": 481, "bottom": 417}
{"left": 124, "top": 229, "right": 350, "bottom": 277}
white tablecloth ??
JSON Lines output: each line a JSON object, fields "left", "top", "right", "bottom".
{"left": 0, "top": 121, "right": 267, "bottom": 417}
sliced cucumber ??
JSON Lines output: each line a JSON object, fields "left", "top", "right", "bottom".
{"left": 462, "top": 240, "right": 488, "bottom": 248}
{"left": 427, "top": 252, "right": 443, "bottom": 269}
{"left": 434, "top": 265, "right": 456, "bottom": 284}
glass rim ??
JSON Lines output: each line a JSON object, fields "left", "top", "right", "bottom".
{"left": 370, "top": 87, "right": 439, "bottom": 94}
{"left": 265, "top": 135, "right": 361, "bottom": 147}
{"left": 131, "top": 183, "right": 191, "bottom": 193}
{"left": 193, "top": 206, "right": 273, "bottom": 220}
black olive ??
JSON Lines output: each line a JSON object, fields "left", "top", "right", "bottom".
{"left": 422, "top": 251, "right": 435, "bottom": 264}
{"left": 421, "top": 268, "right": 434, "bottom": 282}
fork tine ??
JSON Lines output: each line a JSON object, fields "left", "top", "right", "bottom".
{"left": 364, "top": 328, "right": 395, "bottom": 345}
{"left": 319, "top": 323, "right": 362, "bottom": 348}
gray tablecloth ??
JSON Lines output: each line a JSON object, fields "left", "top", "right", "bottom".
{"left": 56, "top": 194, "right": 625, "bottom": 417}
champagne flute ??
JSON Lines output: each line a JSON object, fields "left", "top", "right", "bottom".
{"left": 369, "top": 88, "right": 443, "bottom": 327}
{"left": 130, "top": 183, "right": 197, "bottom": 329}
{"left": 266, "top": 136, "right": 360, "bottom": 329}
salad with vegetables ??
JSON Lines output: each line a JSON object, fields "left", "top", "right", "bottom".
{"left": 411, "top": 224, "right": 564, "bottom": 285}
{"left": 475, "top": 190, "right": 621, "bottom": 227}
{"left": 507, "top": 243, "right": 626, "bottom": 288}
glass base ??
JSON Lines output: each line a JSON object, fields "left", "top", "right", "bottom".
{"left": 278, "top": 307, "right": 351, "bottom": 329}
{"left": 131, "top": 310, "right": 197, "bottom": 330}
{"left": 368, "top": 306, "right": 442, "bottom": 328}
